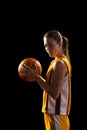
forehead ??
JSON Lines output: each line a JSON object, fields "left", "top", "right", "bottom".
{"left": 44, "top": 37, "right": 56, "bottom": 44}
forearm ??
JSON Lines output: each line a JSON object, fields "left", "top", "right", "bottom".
{"left": 21, "top": 64, "right": 58, "bottom": 99}
{"left": 34, "top": 74, "right": 57, "bottom": 99}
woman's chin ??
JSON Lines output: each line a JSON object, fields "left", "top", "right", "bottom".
{"left": 49, "top": 54, "right": 54, "bottom": 58}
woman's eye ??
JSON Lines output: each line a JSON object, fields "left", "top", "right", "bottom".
{"left": 49, "top": 44, "right": 53, "bottom": 47}
{"left": 48, "top": 44, "right": 55, "bottom": 48}
{"left": 44, "top": 43, "right": 55, "bottom": 49}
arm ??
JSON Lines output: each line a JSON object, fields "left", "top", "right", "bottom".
{"left": 22, "top": 61, "right": 67, "bottom": 99}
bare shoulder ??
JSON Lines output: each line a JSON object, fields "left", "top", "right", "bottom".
{"left": 53, "top": 60, "right": 67, "bottom": 76}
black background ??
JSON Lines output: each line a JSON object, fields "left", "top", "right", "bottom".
{"left": 3, "top": 1, "right": 86, "bottom": 130}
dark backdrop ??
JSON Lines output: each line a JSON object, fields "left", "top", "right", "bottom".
{"left": 4, "top": 2, "right": 86, "bottom": 130}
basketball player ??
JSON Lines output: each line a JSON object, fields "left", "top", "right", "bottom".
{"left": 21, "top": 30, "right": 72, "bottom": 130}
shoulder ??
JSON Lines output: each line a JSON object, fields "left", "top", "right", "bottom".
{"left": 54, "top": 59, "right": 66, "bottom": 68}
{"left": 53, "top": 60, "right": 67, "bottom": 75}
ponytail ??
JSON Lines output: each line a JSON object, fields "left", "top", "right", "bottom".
{"left": 62, "top": 36, "right": 70, "bottom": 60}
{"left": 62, "top": 36, "right": 72, "bottom": 75}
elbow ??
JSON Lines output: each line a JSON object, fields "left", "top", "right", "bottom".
{"left": 50, "top": 91, "right": 60, "bottom": 100}
{"left": 53, "top": 94, "right": 59, "bottom": 100}
{"left": 51, "top": 86, "right": 62, "bottom": 99}
{"left": 45, "top": 84, "right": 61, "bottom": 99}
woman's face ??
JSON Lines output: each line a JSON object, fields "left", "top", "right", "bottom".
{"left": 44, "top": 37, "right": 60, "bottom": 58}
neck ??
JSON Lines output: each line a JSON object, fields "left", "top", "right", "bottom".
{"left": 55, "top": 54, "right": 66, "bottom": 59}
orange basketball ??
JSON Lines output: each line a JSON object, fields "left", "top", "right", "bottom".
{"left": 18, "top": 58, "right": 42, "bottom": 82}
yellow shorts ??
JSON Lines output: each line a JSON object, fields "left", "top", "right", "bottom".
{"left": 44, "top": 113, "right": 70, "bottom": 130}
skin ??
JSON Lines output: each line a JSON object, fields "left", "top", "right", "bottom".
{"left": 21, "top": 37, "right": 67, "bottom": 99}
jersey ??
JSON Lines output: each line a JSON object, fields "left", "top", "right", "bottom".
{"left": 41, "top": 56, "right": 71, "bottom": 115}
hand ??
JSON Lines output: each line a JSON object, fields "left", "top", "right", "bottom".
{"left": 21, "top": 64, "right": 37, "bottom": 80}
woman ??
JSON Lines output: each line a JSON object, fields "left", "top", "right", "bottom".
{"left": 21, "top": 30, "right": 72, "bottom": 130}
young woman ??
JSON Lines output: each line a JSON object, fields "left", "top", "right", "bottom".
{"left": 21, "top": 30, "right": 72, "bottom": 130}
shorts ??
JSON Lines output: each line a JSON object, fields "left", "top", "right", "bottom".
{"left": 44, "top": 113, "right": 70, "bottom": 130}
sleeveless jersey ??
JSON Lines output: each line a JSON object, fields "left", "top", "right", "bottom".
{"left": 41, "top": 56, "right": 71, "bottom": 115}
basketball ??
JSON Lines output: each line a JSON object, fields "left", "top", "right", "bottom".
{"left": 18, "top": 58, "right": 42, "bottom": 82}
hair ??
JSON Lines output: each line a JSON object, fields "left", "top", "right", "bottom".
{"left": 43, "top": 30, "right": 72, "bottom": 76}
{"left": 43, "top": 30, "right": 70, "bottom": 61}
